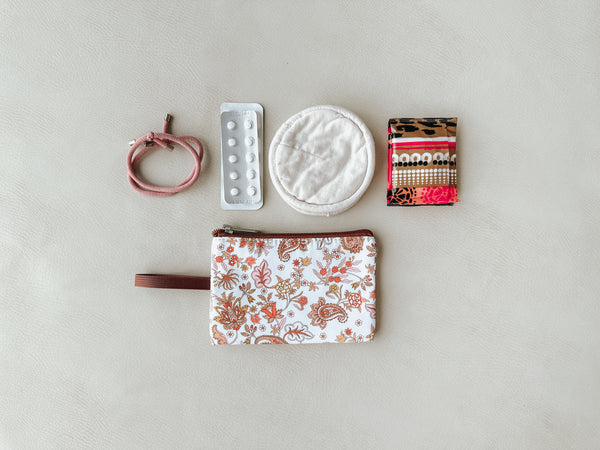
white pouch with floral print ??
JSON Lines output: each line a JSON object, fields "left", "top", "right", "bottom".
{"left": 135, "top": 226, "right": 377, "bottom": 345}
{"left": 208, "top": 226, "right": 376, "bottom": 345}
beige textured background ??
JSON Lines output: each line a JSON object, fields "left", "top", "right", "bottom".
{"left": 2, "top": 1, "right": 599, "bottom": 448}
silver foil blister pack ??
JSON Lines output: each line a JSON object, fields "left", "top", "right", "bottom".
{"left": 220, "top": 103, "right": 263, "bottom": 210}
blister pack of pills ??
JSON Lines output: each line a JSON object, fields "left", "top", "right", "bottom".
{"left": 220, "top": 103, "right": 263, "bottom": 210}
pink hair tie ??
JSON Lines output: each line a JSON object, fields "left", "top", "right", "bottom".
{"left": 127, "top": 114, "right": 203, "bottom": 197}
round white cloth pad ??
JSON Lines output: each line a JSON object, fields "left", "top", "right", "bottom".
{"left": 269, "top": 105, "right": 375, "bottom": 216}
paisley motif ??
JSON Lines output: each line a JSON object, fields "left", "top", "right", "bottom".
{"left": 307, "top": 298, "right": 348, "bottom": 330}
{"left": 254, "top": 335, "right": 286, "bottom": 344}
{"left": 277, "top": 238, "right": 309, "bottom": 262}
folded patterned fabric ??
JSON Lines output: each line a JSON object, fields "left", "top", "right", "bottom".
{"left": 387, "top": 118, "right": 459, "bottom": 206}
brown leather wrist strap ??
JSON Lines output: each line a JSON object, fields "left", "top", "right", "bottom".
{"left": 135, "top": 274, "right": 211, "bottom": 290}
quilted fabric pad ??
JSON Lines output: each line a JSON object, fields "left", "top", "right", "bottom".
{"left": 269, "top": 105, "right": 375, "bottom": 216}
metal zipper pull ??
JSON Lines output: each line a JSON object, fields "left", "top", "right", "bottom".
{"left": 222, "top": 224, "right": 260, "bottom": 234}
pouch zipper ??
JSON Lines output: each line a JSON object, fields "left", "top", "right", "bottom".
{"left": 212, "top": 224, "right": 373, "bottom": 238}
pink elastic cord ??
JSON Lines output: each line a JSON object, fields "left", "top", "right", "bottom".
{"left": 127, "top": 114, "right": 203, "bottom": 197}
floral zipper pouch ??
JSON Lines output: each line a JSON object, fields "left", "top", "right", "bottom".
{"left": 135, "top": 226, "right": 377, "bottom": 345}
{"left": 387, "top": 117, "right": 459, "bottom": 206}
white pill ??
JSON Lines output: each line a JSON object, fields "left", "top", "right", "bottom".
{"left": 228, "top": 154, "right": 238, "bottom": 163}
{"left": 246, "top": 152, "right": 255, "bottom": 162}
{"left": 244, "top": 119, "right": 253, "bottom": 129}
{"left": 228, "top": 138, "right": 236, "bottom": 146}
{"left": 247, "top": 169, "right": 256, "bottom": 179}
{"left": 230, "top": 171, "right": 239, "bottom": 180}
{"left": 230, "top": 187, "right": 240, "bottom": 196}
{"left": 247, "top": 186, "right": 256, "bottom": 196}
{"left": 245, "top": 136, "right": 254, "bottom": 146}
{"left": 226, "top": 121, "right": 236, "bottom": 130}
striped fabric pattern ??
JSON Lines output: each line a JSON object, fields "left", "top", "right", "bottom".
{"left": 386, "top": 118, "right": 459, "bottom": 206}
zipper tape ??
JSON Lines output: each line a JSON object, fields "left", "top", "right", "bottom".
{"left": 212, "top": 225, "right": 373, "bottom": 238}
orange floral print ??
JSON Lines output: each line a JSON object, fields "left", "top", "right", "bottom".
{"left": 214, "top": 269, "right": 239, "bottom": 290}
{"left": 210, "top": 234, "right": 376, "bottom": 344}
{"left": 214, "top": 299, "right": 248, "bottom": 331}
{"left": 341, "top": 236, "right": 364, "bottom": 254}
{"left": 347, "top": 292, "right": 362, "bottom": 308}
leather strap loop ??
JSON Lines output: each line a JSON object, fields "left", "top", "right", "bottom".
{"left": 135, "top": 274, "right": 211, "bottom": 290}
